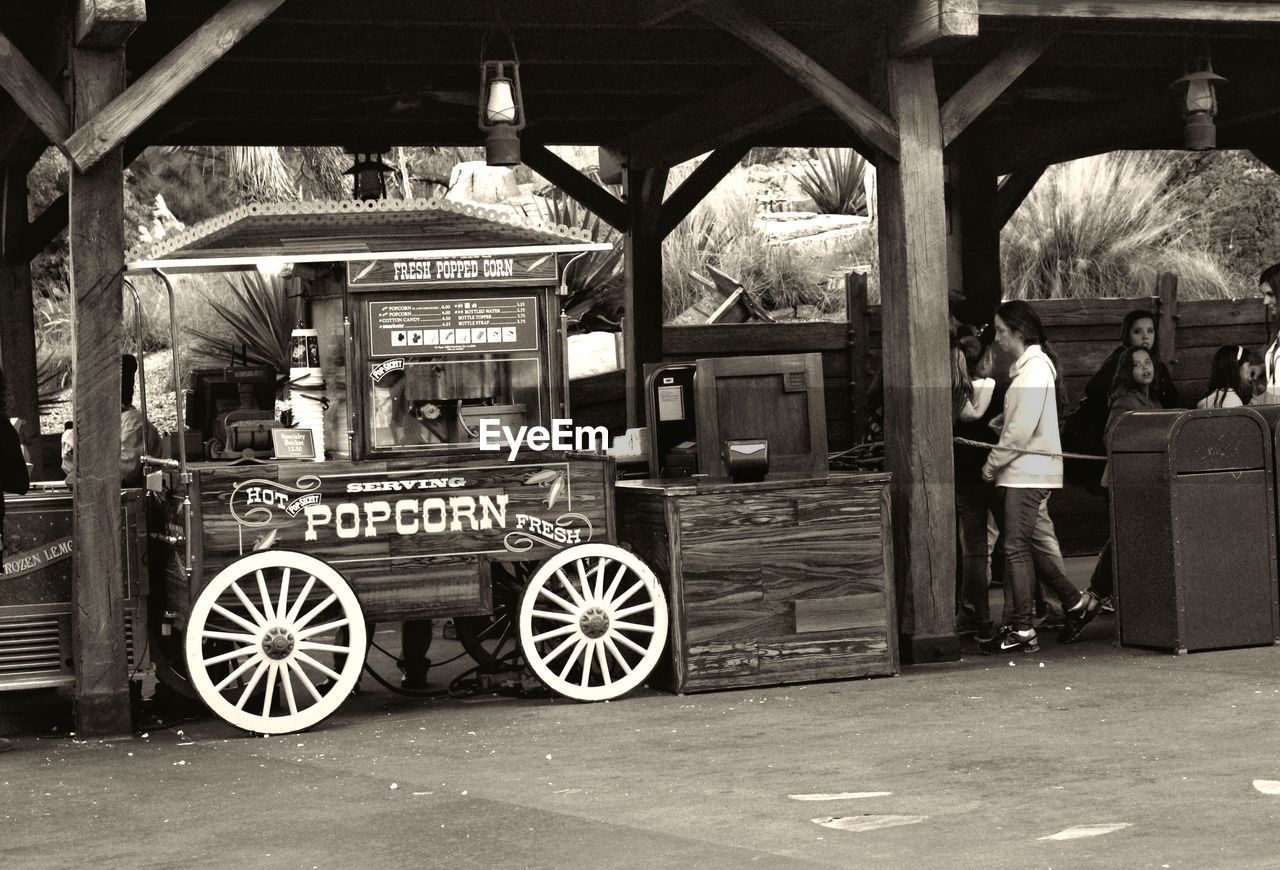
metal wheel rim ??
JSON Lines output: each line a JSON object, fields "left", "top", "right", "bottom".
{"left": 184, "top": 551, "right": 366, "bottom": 734}
{"left": 518, "top": 544, "right": 667, "bottom": 701}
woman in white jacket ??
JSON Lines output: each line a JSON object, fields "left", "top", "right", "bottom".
{"left": 980, "top": 301, "right": 1099, "bottom": 654}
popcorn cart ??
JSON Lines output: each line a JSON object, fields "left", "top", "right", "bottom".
{"left": 127, "top": 199, "right": 668, "bottom": 734}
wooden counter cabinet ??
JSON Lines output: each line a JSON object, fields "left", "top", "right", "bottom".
{"left": 615, "top": 473, "right": 898, "bottom": 693}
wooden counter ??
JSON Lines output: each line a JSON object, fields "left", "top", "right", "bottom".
{"left": 615, "top": 473, "right": 897, "bottom": 693}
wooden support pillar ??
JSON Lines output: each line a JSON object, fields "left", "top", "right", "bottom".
{"left": 622, "top": 164, "right": 669, "bottom": 429}
{"left": 949, "top": 147, "right": 1003, "bottom": 325}
{"left": 0, "top": 164, "right": 38, "bottom": 428}
{"left": 69, "top": 45, "right": 130, "bottom": 737}
{"left": 872, "top": 52, "right": 959, "bottom": 664}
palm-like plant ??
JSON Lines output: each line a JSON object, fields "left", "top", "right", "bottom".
{"left": 535, "top": 184, "right": 625, "bottom": 329}
{"left": 186, "top": 272, "right": 295, "bottom": 374}
{"left": 793, "top": 148, "right": 868, "bottom": 216}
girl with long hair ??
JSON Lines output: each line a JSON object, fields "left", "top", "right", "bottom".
{"left": 1196, "top": 344, "right": 1251, "bottom": 409}
{"left": 979, "top": 301, "right": 1098, "bottom": 654}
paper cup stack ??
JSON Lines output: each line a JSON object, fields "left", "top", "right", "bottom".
{"left": 290, "top": 391, "right": 326, "bottom": 461}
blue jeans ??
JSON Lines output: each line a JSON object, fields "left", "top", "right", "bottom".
{"left": 993, "top": 487, "right": 1083, "bottom": 631}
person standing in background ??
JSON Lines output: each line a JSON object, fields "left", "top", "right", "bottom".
{"left": 0, "top": 367, "right": 32, "bottom": 753}
{"left": 979, "top": 301, "right": 1099, "bottom": 654}
{"left": 1256, "top": 264, "right": 1280, "bottom": 405}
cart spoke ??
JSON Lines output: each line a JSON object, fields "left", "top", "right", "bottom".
{"left": 281, "top": 663, "right": 299, "bottom": 715}
{"left": 491, "top": 623, "right": 514, "bottom": 659}
{"left": 210, "top": 603, "right": 260, "bottom": 635}
{"left": 233, "top": 661, "right": 269, "bottom": 709}
{"left": 285, "top": 575, "right": 317, "bottom": 623}
{"left": 203, "top": 645, "right": 257, "bottom": 667}
{"left": 602, "top": 563, "right": 627, "bottom": 607}
{"left": 260, "top": 662, "right": 278, "bottom": 716}
{"left": 296, "top": 640, "right": 350, "bottom": 654}
{"left": 558, "top": 638, "right": 587, "bottom": 681}
{"left": 536, "top": 585, "right": 578, "bottom": 615}
{"left": 611, "top": 620, "right": 657, "bottom": 634}
{"left": 593, "top": 558, "right": 610, "bottom": 602}
{"left": 595, "top": 642, "right": 612, "bottom": 686}
{"left": 541, "top": 633, "right": 578, "bottom": 665}
{"left": 576, "top": 560, "right": 593, "bottom": 604}
{"left": 256, "top": 570, "right": 277, "bottom": 623}
{"left": 294, "top": 593, "right": 339, "bottom": 633}
{"left": 202, "top": 630, "right": 259, "bottom": 644}
{"left": 296, "top": 616, "right": 349, "bottom": 640}
{"left": 230, "top": 580, "right": 268, "bottom": 627}
{"left": 530, "top": 609, "right": 577, "bottom": 623}
{"left": 277, "top": 567, "right": 292, "bottom": 623}
{"left": 609, "top": 579, "right": 646, "bottom": 610}
{"left": 580, "top": 643, "right": 597, "bottom": 688}
{"left": 554, "top": 568, "right": 587, "bottom": 608}
{"left": 603, "top": 635, "right": 634, "bottom": 674}
{"left": 288, "top": 658, "right": 323, "bottom": 703}
{"left": 612, "top": 601, "right": 655, "bottom": 620}
{"left": 532, "top": 623, "right": 579, "bottom": 644}
{"left": 471, "top": 615, "right": 509, "bottom": 643}
{"left": 214, "top": 654, "right": 261, "bottom": 692}
{"left": 295, "top": 651, "right": 342, "bottom": 682}
{"left": 608, "top": 629, "right": 649, "bottom": 657}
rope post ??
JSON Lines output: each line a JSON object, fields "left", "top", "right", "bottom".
{"left": 846, "top": 270, "right": 871, "bottom": 443}
{"left": 1156, "top": 272, "right": 1179, "bottom": 373}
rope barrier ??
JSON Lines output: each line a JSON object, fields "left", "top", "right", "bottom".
{"left": 952, "top": 436, "right": 1107, "bottom": 462}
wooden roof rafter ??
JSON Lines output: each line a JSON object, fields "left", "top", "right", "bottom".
{"left": 696, "top": 0, "right": 900, "bottom": 160}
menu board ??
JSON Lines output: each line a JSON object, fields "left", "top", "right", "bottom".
{"left": 368, "top": 296, "right": 539, "bottom": 357}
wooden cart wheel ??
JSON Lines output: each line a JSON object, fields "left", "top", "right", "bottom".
{"left": 518, "top": 544, "right": 667, "bottom": 701}
{"left": 455, "top": 561, "right": 530, "bottom": 672}
{"left": 184, "top": 551, "right": 367, "bottom": 735}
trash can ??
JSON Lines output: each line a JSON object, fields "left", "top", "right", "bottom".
{"left": 1109, "top": 407, "right": 1278, "bottom": 653}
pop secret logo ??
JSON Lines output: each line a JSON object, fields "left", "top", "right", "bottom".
{"left": 229, "top": 469, "right": 591, "bottom": 553}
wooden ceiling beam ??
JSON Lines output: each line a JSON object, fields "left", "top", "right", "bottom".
{"left": 1249, "top": 143, "right": 1280, "bottom": 176}
{"left": 64, "top": 0, "right": 286, "bottom": 173}
{"left": 940, "top": 27, "right": 1055, "bottom": 146}
{"left": 75, "top": 0, "right": 145, "bottom": 48}
{"left": 0, "top": 30, "right": 70, "bottom": 153}
{"left": 618, "top": 27, "right": 876, "bottom": 168}
{"left": 995, "top": 62, "right": 1280, "bottom": 171}
{"left": 636, "top": 0, "right": 710, "bottom": 27}
{"left": 995, "top": 164, "right": 1046, "bottom": 228}
{"left": 979, "top": 0, "right": 1280, "bottom": 22}
{"left": 894, "top": 0, "right": 979, "bottom": 56}
{"left": 522, "top": 143, "right": 628, "bottom": 232}
{"left": 696, "top": 0, "right": 899, "bottom": 160}
{"left": 658, "top": 144, "right": 751, "bottom": 238}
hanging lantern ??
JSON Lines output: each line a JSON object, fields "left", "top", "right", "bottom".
{"left": 343, "top": 149, "right": 394, "bottom": 200}
{"left": 1170, "top": 57, "right": 1227, "bottom": 151}
{"left": 478, "top": 50, "right": 525, "bottom": 167}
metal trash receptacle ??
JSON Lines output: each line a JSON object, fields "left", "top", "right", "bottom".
{"left": 1109, "top": 407, "right": 1278, "bottom": 653}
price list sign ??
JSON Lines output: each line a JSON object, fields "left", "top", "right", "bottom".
{"left": 368, "top": 296, "right": 539, "bottom": 357}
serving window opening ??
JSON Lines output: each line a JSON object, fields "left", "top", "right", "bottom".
{"left": 363, "top": 294, "right": 545, "bottom": 451}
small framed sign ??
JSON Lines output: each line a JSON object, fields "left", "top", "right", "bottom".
{"left": 271, "top": 428, "right": 316, "bottom": 461}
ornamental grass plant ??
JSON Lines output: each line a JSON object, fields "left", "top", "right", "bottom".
{"left": 1001, "top": 152, "right": 1236, "bottom": 300}
{"left": 662, "top": 163, "right": 824, "bottom": 320}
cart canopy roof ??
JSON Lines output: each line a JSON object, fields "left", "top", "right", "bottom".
{"left": 125, "top": 198, "right": 611, "bottom": 274}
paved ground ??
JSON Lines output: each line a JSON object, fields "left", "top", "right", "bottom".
{"left": 5, "top": 560, "right": 1280, "bottom": 869}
